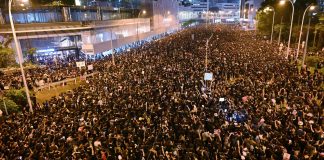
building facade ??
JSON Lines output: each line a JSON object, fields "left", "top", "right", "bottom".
{"left": 0, "top": 1, "right": 180, "bottom": 60}
{"left": 178, "top": 0, "right": 241, "bottom": 23}
{"left": 178, "top": 0, "right": 209, "bottom": 22}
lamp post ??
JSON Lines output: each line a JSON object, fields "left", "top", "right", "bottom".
{"left": 205, "top": 34, "right": 214, "bottom": 71}
{"left": 110, "top": 28, "right": 115, "bottom": 66}
{"left": 278, "top": 16, "right": 283, "bottom": 45}
{"left": 247, "top": 5, "right": 251, "bottom": 27}
{"left": 264, "top": 6, "right": 275, "bottom": 43}
{"left": 241, "top": 9, "right": 247, "bottom": 28}
{"left": 313, "top": 30, "right": 317, "bottom": 47}
{"left": 296, "top": 5, "right": 315, "bottom": 60}
{"left": 302, "top": 16, "right": 311, "bottom": 66}
{"left": 9, "top": 0, "right": 33, "bottom": 113}
{"left": 250, "top": 7, "right": 254, "bottom": 29}
{"left": 243, "top": 9, "right": 246, "bottom": 20}
{"left": 137, "top": 10, "right": 146, "bottom": 43}
{"left": 279, "top": 0, "right": 294, "bottom": 59}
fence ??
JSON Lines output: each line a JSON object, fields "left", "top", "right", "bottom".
{"left": 34, "top": 72, "right": 98, "bottom": 92}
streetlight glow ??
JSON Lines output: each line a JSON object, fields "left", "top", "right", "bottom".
{"left": 310, "top": 6, "right": 315, "bottom": 10}
{"left": 143, "top": 10, "right": 146, "bottom": 14}
{"left": 279, "top": 0, "right": 286, "bottom": 5}
{"left": 265, "top": 7, "right": 273, "bottom": 12}
{"left": 167, "top": 11, "right": 170, "bottom": 15}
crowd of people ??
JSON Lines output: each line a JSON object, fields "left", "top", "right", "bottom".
{"left": 0, "top": 60, "right": 100, "bottom": 91}
{"left": 0, "top": 32, "right": 174, "bottom": 91}
{"left": 0, "top": 26, "right": 323, "bottom": 159}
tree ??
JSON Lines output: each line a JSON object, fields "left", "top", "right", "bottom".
{"left": 256, "top": 11, "right": 273, "bottom": 36}
{"left": 258, "top": 0, "right": 319, "bottom": 44}
{"left": 4, "top": 89, "right": 29, "bottom": 107}
{"left": 30, "top": 0, "right": 75, "bottom": 6}
{"left": 51, "top": 1, "right": 64, "bottom": 6}
{"left": 292, "top": 25, "right": 301, "bottom": 43}
{"left": 274, "top": 23, "right": 289, "bottom": 42}
{"left": 24, "top": 48, "right": 37, "bottom": 63}
{"left": 259, "top": 0, "right": 318, "bottom": 25}
{"left": 315, "top": 14, "right": 324, "bottom": 50}
{"left": 0, "top": 98, "right": 20, "bottom": 114}
{"left": 0, "top": 37, "right": 15, "bottom": 68}
{"left": 316, "top": 27, "right": 324, "bottom": 50}
{"left": 182, "top": 19, "right": 198, "bottom": 28}
{"left": 0, "top": 48, "right": 15, "bottom": 68}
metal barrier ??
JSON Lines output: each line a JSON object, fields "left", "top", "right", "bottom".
{"left": 35, "top": 72, "right": 98, "bottom": 92}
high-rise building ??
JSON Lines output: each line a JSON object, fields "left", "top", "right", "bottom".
{"left": 178, "top": 0, "right": 209, "bottom": 23}
{"left": 190, "top": 0, "right": 209, "bottom": 12}
{"left": 178, "top": 0, "right": 242, "bottom": 23}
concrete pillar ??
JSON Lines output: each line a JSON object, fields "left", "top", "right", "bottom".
{"left": 96, "top": 7, "right": 102, "bottom": 21}
{"left": 0, "top": 8, "right": 5, "bottom": 24}
{"left": 62, "top": 7, "right": 71, "bottom": 22}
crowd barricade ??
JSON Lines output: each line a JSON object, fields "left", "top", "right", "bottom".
{"left": 34, "top": 72, "right": 98, "bottom": 92}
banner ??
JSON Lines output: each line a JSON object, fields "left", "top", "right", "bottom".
{"left": 87, "top": 64, "right": 93, "bottom": 70}
{"left": 204, "top": 73, "right": 213, "bottom": 81}
{"left": 76, "top": 61, "right": 86, "bottom": 68}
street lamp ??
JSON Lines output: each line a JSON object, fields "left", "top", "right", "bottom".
{"left": 247, "top": 6, "right": 254, "bottom": 28}
{"left": 137, "top": 10, "right": 146, "bottom": 42}
{"left": 9, "top": 0, "right": 33, "bottom": 113}
{"left": 279, "top": 0, "right": 285, "bottom": 5}
{"left": 110, "top": 28, "right": 115, "bottom": 66}
{"left": 205, "top": 34, "right": 214, "bottom": 71}
{"left": 296, "top": 5, "right": 316, "bottom": 60}
{"left": 279, "top": 0, "right": 294, "bottom": 59}
{"left": 302, "top": 15, "right": 312, "bottom": 66}
{"left": 264, "top": 6, "right": 275, "bottom": 43}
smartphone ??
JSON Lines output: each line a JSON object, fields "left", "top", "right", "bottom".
{"left": 219, "top": 98, "right": 225, "bottom": 102}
